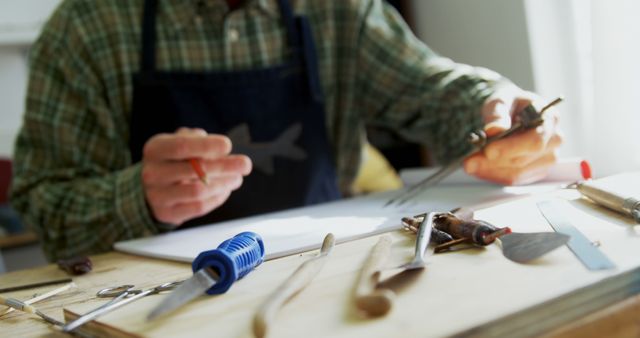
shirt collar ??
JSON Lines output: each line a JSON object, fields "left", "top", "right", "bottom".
{"left": 256, "top": 0, "right": 280, "bottom": 18}
{"left": 161, "top": 0, "right": 280, "bottom": 32}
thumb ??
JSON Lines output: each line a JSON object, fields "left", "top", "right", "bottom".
{"left": 482, "top": 99, "right": 512, "bottom": 137}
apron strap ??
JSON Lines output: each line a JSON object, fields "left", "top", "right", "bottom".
{"left": 276, "top": 0, "right": 300, "bottom": 50}
{"left": 276, "top": 0, "right": 322, "bottom": 102}
{"left": 298, "top": 17, "right": 323, "bottom": 102}
{"left": 140, "top": 0, "right": 159, "bottom": 72}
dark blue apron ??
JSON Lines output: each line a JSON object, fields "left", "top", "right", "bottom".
{"left": 129, "top": 0, "right": 341, "bottom": 226}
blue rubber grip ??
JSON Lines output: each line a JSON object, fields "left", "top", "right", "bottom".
{"left": 191, "top": 232, "right": 265, "bottom": 295}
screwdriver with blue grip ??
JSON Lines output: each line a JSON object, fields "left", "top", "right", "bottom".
{"left": 147, "top": 231, "right": 265, "bottom": 320}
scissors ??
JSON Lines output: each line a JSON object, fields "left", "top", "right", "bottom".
{"left": 98, "top": 284, "right": 144, "bottom": 299}
{"left": 385, "top": 97, "right": 563, "bottom": 207}
{"left": 89, "top": 284, "right": 145, "bottom": 312}
{"left": 63, "top": 281, "right": 182, "bottom": 332}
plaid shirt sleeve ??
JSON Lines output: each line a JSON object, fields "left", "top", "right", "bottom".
{"left": 10, "top": 2, "right": 164, "bottom": 262}
{"left": 353, "top": 0, "right": 504, "bottom": 163}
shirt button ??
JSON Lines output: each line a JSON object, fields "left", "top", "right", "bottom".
{"left": 228, "top": 28, "right": 239, "bottom": 42}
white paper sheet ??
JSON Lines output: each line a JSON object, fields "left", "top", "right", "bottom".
{"left": 114, "top": 183, "right": 533, "bottom": 262}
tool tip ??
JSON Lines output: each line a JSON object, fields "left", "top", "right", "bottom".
{"left": 252, "top": 316, "right": 268, "bottom": 338}
{"left": 147, "top": 310, "right": 161, "bottom": 322}
{"left": 321, "top": 233, "right": 336, "bottom": 253}
{"left": 355, "top": 289, "right": 395, "bottom": 317}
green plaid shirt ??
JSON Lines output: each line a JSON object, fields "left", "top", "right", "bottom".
{"left": 11, "top": 0, "right": 502, "bottom": 261}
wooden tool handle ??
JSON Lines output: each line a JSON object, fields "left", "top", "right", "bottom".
{"left": 353, "top": 235, "right": 395, "bottom": 317}
{"left": 0, "top": 283, "right": 76, "bottom": 317}
{"left": 1, "top": 295, "right": 37, "bottom": 314}
{"left": 253, "top": 234, "right": 335, "bottom": 338}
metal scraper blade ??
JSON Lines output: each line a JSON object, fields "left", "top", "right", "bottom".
{"left": 147, "top": 267, "right": 218, "bottom": 321}
{"left": 500, "top": 232, "right": 570, "bottom": 263}
{"left": 537, "top": 200, "right": 616, "bottom": 270}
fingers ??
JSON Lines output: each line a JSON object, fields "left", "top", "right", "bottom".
{"left": 506, "top": 133, "right": 562, "bottom": 168}
{"left": 142, "top": 155, "right": 252, "bottom": 186}
{"left": 483, "top": 99, "right": 561, "bottom": 159}
{"left": 154, "top": 190, "right": 233, "bottom": 225}
{"left": 146, "top": 175, "right": 243, "bottom": 225}
{"left": 481, "top": 98, "right": 512, "bottom": 137}
{"left": 464, "top": 130, "right": 561, "bottom": 185}
{"left": 143, "top": 133, "right": 232, "bottom": 161}
{"left": 146, "top": 175, "right": 243, "bottom": 206}
{"left": 471, "top": 89, "right": 564, "bottom": 186}
{"left": 141, "top": 127, "right": 250, "bottom": 225}
{"left": 466, "top": 150, "right": 558, "bottom": 186}
{"left": 464, "top": 127, "right": 561, "bottom": 174}
{"left": 483, "top": 128, "right": 562, "bottom": 163}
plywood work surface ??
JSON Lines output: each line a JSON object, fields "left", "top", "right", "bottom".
{"left": 2, "top": 172, "right": 640, "bottom": 337}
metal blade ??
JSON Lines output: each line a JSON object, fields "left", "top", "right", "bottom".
{"left": 394, "top": 212, "right": 435, "bottom": 270}
{"left": 147, "top": 268, "right": 218, "bottom": 320}
{"left": 537, "top": 200, "right": 616, "bottom": 270}
{"left": 500, "top": 232, "right": 569, "bottom": 263}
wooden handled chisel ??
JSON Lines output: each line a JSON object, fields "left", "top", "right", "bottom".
{"left": 253, "top": 233, "right": 335, "bottom": 338}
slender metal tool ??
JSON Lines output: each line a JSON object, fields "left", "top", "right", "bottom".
{"left": 537, "top": 200, "right": 615, "bottom": 270}
{"left": 385, "top": 97, "right": 564, "bottom": 207}
{"left": 253, "top": 233, "right": 335, "bottom": 338}
{"left": 569, "top": 180, "right": 640, "bottom": 223}
{"left": 63, "top": 281, "right": 181, "bottom": 332}
{"left": 395, "top": 212, "right": 435, "bottom": 270}
{"left": 148, "top": 231, "right": 265, "bottom": 321}
{"left": 0, "top": 278, "right": 72, "bottom": 293}
{"left": 0, "top": 295, "right": 64, "bottom": 326}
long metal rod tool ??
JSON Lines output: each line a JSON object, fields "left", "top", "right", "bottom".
{"left": 537, "top": 200, "right": 615, "bottom": 270}
{"left": 385, "top": 159, "right": 463, "bottom": 207}
{"left": 0, "top": 278, "right": 72, "bottom": 293}
{"left": 385, "top": 97, "right": 563, "bottom": 207}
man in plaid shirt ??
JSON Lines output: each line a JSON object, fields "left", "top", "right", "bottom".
{"left": 10, "top": 0, "right": 562, "bottom": 261}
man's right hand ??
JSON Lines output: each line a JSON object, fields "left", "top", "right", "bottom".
{"left": 141, "top": 127, "right": 252, "bottom": 226}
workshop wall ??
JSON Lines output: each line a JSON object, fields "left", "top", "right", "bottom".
{"left": 409, "top": 0, "right": 535, "bottom": 91}
{"left": 0, "top": 0, "right": 60, "bottom": 157}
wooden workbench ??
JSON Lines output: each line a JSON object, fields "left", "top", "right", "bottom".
{"left": 1, "top": 229, "right": 640, "bottom": 338}
{"left": 4, "top": 174, "right": 640, "bottom": 337}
